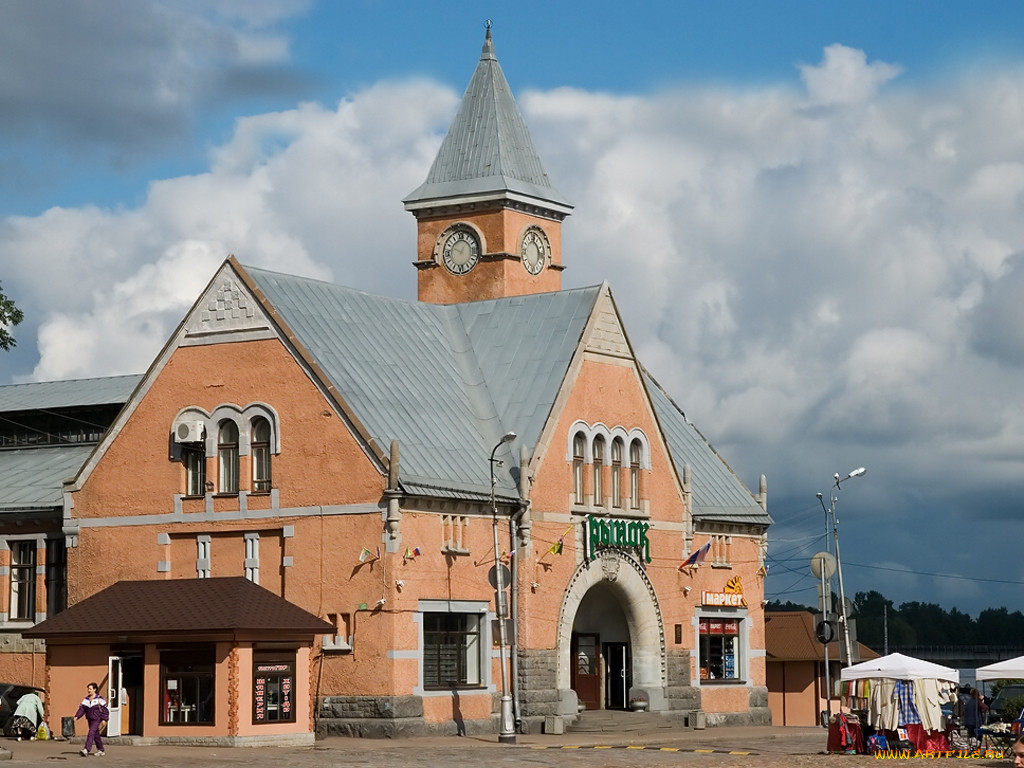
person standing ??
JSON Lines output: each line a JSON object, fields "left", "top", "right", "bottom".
{"left": 8, "top": 690, "right": 44, "bottom": 741}
{"left": 74, "top": 682, "right": 107, "bottom": 757}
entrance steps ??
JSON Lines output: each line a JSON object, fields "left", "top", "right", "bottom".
{"left": 567, "top": 709, "right": 679, "bottom": 734}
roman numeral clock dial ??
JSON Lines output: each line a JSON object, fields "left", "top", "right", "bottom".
{"left": 440, "top": 228, "right": 480, "bottom": 275}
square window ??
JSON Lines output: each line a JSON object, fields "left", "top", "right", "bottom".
{"left": 423, "top": 612, "right": 482, "bottom": 689}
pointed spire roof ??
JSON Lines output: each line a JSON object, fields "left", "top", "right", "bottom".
{"left": 404, "top": 24, "right": 572, "bottom": 214}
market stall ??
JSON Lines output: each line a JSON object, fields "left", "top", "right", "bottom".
{"left": 975, "top": 655, "right": 1024, "bottom": 681}
{"left": 975, "top": 656, "right": 1024, "bottom": 750}
{"left": 838, "top": 653, "right": 959, "bottom": 754}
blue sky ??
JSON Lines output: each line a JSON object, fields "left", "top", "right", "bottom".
{"left": 3, "top": 0, "right": 1024, "bottom": 619}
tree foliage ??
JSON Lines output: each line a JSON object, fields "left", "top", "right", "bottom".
{"left": 0, "top": 280, "right": 24, "bottom": 351}
{"left": 770, "top": 589, "right": 1024, "bottom": 650}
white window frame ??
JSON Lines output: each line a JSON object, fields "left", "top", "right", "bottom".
{"left": 415, "top": 600, "right": 490, "bottom": 695}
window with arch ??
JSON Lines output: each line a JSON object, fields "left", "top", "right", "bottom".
{"left": 572, "top": 433, "right": 586, "bottom": 505}
{"left": 218, "top": 420, "right": 239, "bottom": 494}
{"left": 611, "top": 438, "right": 623, "bottom": 508}
{"left": 629, "top": 440, "right": 641, "bottom": 508}
{"left": 251, "top": 417, "right": 272, "bottom": 494}
{"left": 592, "top": 436, "right": 605, "bottom": 506}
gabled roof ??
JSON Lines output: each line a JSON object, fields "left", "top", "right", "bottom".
{"left": 25, "top": 577, "right": 334, "bottom": 639}
{"left": 244, "top": 265, "right": 598, "bottom": 501}
{"left": 765, "top": 611, "right": 878, "bottom": 663}
{"left": 645, "top": 370, "right": 771, "bottom": 525}
{"left": 0, "top": 375, "right": 141, "bottom": 412}
{"left": 403, "top": 28, "right": 571, "bottom": 212}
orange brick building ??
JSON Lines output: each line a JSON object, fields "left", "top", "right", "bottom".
{"left": 3, "top": 28, "right": 773, "bottom": 743}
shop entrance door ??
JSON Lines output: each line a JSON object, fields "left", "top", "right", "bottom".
{"left": 604, "top": 642, "right": 631, "bottom": 710}
{"left": 571, "top": 633, "right": 601, "bottom": 711}
{"left": 106, "top": 656, "right": 123, "bottom": 737}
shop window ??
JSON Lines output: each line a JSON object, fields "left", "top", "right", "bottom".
{"left": 610, "top": 439, "right": 623, "bottom": 508}
{"left": 592, "top": 436, "right": 605, "bottom": 506}
{"left": 251, "top": 417, "right": 272, "bottom": 493}
{"left": 183, "top": 443, "right": 206, "bottom": 497}
{"left": 8, "top": 541, "right": 35, "bottom": 621}
{"left": 422, "top": 612, "right": 483, "bottom": 689}
{"left": 629, "top": 440, "right": 641, "bottom": 508}
{"left": 253, "top": 653, "right": 295, "bottom": 724}
{"left": 45, "top": 539, "right": 67, "bottom": 616}
{"left": 572, "top": 433, "right": 585, "bottom": 504}
{"left": 161, "top": 648, "right": 215, "bottom": 725}
{"left": 698, "top": 618, "right": 742, "bottom": 681}
{"left": 218, "top": 420, "right": 239, "bottom": 494}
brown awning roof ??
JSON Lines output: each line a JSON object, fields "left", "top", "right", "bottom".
{"left": 765, "top": 611, "right": 879, "bottom": 662}
{"left": 25, "top": 577, "right": 334, "bottom": 639}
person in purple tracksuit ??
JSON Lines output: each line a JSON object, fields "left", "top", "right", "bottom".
{"left": 74, "top": 682, "right": 108, "bottom": 757}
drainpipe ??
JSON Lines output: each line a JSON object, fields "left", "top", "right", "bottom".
{"left": 508, "top": 444, "right": 531, "bottom": 732}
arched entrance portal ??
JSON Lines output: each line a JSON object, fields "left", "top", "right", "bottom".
{"left": 557, "top": 550, "right": 666, "bottom": 711}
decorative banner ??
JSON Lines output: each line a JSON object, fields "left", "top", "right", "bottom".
{"left": 586, "top": 515, "right": 651, "bottom": 563}
{"left": 358, "top": 547, "right": 377, "bottom": 563}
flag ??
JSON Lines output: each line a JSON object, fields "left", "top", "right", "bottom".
{"left": 501, "top": 549, "right": 516, "bottom": 563}
{"left": 359, "top": 547, "right": 376, "bottom": 563}
{"left": 404, "top": 546, "right": 422, "bottom": 562}
{"left": 546, "top": 525, "right": 574, "bottom": 557}
{"left": 376, "top": 546, "right": 381, "bottom": 560}
{"left": 678, "top": 541, "right": 711, "bottom": 571}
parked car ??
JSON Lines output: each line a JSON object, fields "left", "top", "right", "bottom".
{"left": 988, "top": 684, "right": 1024, "bottom": 722}
{"left": 0, "top": 683, "right": 45, "bottom": 735}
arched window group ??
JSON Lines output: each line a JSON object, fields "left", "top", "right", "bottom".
{"left": 174, "top": 405, "right": 279, "bottom": 497}
{"left": 567, "top": 423, "right": 649, "bottom": 510}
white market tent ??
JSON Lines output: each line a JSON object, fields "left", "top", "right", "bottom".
{"left": 840, "top": 652, "right": 959, "bottom": 683}
{"left": 975, "top": 655, "right": 1024, "bottom": 681}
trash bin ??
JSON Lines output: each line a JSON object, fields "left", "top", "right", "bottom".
{"left": 61, "top": 716, "right": 75, "bottom": 739}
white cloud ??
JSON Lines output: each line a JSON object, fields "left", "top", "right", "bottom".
{"left": 800, "top": 44, "right": 903, "bottom": 106}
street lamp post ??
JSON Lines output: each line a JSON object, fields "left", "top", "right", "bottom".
{"left": 490, "top": 431, "right": 517, "bottom": 744}
{"left": 823, "top": 467, "right": 866, "bottom": 667}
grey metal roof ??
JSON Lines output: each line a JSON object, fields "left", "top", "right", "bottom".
{"left": 246, "top": 266, "right": 598, "bottom": 501}
{"left": 403, "top": 29, "right": 571, "bottom": 211}
{"left": 645, "top": 370, "right": 772, "bottom": 525}
{"left": 0, "top": 445, "right": 94, "bottom": 509}
{"left": 0, "top": 375, "right": 141, "bottom": 413}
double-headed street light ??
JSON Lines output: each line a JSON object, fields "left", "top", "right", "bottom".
{"left": 490, "top": 431, "right": 517, "bottom": 744}
{"left": 818, "top": 467, "right": 867, "bottom": 668}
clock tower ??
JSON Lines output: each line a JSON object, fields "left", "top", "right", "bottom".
{"left": 404, "top": 24, "right": 573, "bottom": 304}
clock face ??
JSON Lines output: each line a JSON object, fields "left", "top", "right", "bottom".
{"left": 441, "top": 229, "right": 480, "bottom": 275}
{"left": 521, "top": 228, "right": 547, "bottom": 275}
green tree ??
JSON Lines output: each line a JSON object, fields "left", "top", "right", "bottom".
{"left": 0, "top": 280, "right": 24, "bottom": 351}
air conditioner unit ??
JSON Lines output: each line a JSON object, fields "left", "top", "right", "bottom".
{"left": 173, "top": 420, "right": 205, "bottom": 444}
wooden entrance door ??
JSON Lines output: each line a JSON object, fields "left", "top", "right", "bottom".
{"left": 572, "top": 633, "right": 601, "bottom": 711}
